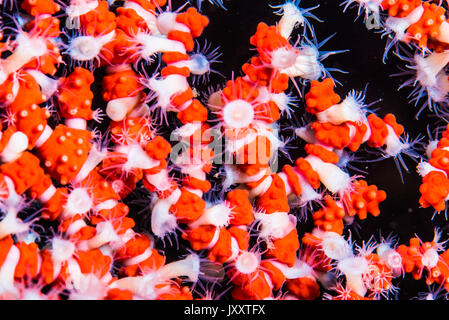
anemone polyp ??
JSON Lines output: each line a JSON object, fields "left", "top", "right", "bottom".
{"left": 234, "top": 251, "right": 260, "bottom": 274}
{"left": 222, "top": 99, "right": 255, "bottom": 128}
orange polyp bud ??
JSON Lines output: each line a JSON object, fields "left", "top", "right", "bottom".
{"left": 430, "top": 148, "right": 449, "bottom": 174}
{"left": 116, "top": 7, "right": 148, "bottom": 36}
{"left": 208, "top": 228, "right": 233, "bottom": 264}
{"left": 311, "top": 121, "right": 351, "bottom": 150}
{"left": 419, "top": 171, "right": 449, "bottom": 211}
{"left": 0, "top": 152, "right": 46, "bottom": 194}
{"left": 383, "top": 113, "right": 404, "bottom": 136}
{"left": 168, "top": 30, "right": 195, "bottom": 51}
{"left": 367, "top": 114, "right": 389, "bottom": 148}
{"left": 226, "top": 189, "right": 254, "bottom": 225}
{"left": 260, "top": 261, "right": 286, "bottom": 290}
{"left": 169, "top": 188, "right": 206, "bottom": 223}
{"left": 58, "top": 67, "right": 95, "bottom": 120}
{"left": 250, "top": 22, "right": 290, "bottom": 64}
{"left": 76, "top": 249, "right": 112, "bottom": 277}
{"left": 312, "top": 195, "right": 345, "bottom": 234}
{"left": 105, "top": 288, "right": 133, "bottom": 300}
{"left": 257, "top": 174, "right": 290, "bottom": 214}
{"left": 177, "top": 100, "right": 208, "bottom": 124}
{"left": 344, "top": 180, "right": 387, "bottom": 219}
{"left": 406, "top": 2, "right": 446, "bottom": 47}
{"left": 37, "top": 125, "right": 92, "bottom": 184}
{"left": 145, "top": 136, "right": 171, "bottom": 160}
{"left": 282, "top": 164, "right": 302, "bottom": 196}
{"left": 80, "top": 0, "right": 116, "bottom": 36}
{"left": 304, "top": 144, "right": 339, "bottom": 164}
{"left": 286, "top": 277, "right": 321, "bottom": 300}
{"left": 21, "top": 0, "right": 60, "bottom": 16}
{"left": 182, "top": 176, "right": 211, "bottom": 193}
{"left": 176, "top": 7, "right": 209, "bottom": 38}
{"left": 295, "top": 158, "right": 321, "bottom": 189}
{"left": 265, "top": 229, "right": 300, "bottom": 267}
{"left": 381, "top": 0, "right": 421, "bottom": 18}
{"left": 305, "top": 78, "right": 341, "bottom": 114}
{"left": 102, "top": 69, "right": 141, "bottom": 101}
{"left": 182, "top": 225, "right": 217, "bottom": 251}
{"left": 14, "top": 242, "right": 40, "bottom": 279}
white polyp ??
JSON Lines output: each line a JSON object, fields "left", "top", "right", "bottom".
{"left": 295, "top": 125, "right": 317, "bottom": 144}
{"left": 205, "top": 227, "right": 221, "bottom": 250}
{"left": 305, "top": 155, "right": 351, "bottom": 194}
{"left": 73, "top": 146, "right": 107, "bottom": 184}
{"left": 270, "top": 47, "right": 299, "bottom": 70}
{"left": 278, "top": 2, "right": 304, "bottom": 39}
{"left": 385, "top": 5, "right": 424, "bottom": 41}
{"left": 255, "top": 211, "right": 296, "bottom": 240}
{"left": 94, "top": 199, "right": 118, "bottom": 212}
{"left": 422, "top": 248, "right": 440, "bottom": 269}
{"left": 436, "top": 20, "right": 449, "bottom": 43}
{"left": 65, "top": 118, "right": 87, "bottom": 130}
{"left": 145, "top": 169, "right": 174, "bottom": 193}
{"left": 3, "top": 177, "right": 21, "bottom": 208}
{"left": 123, "top": 247, "right": 153, "bottom": 267}
{"left": 66, "top": 219, "right": 88, "bottom": 237}
{"left": 415, "top": 51, "right": 449, "bottom": 89}
{"left": 34, "top": 125, "right": 53, "bottom": 148}
{"left": 186, "top": 53, "right": 210, "bottom": 75}
{"left": 78, "top": 221, "right": 120, "bottom": 250}
{"left": 147, "top": 74, "right": 189, "bottom": 110}
{"left": 188, "top": 203, "right": 232, "bottom": 229}
{"left": 316, "top": 95, "right": 365, "bottom": 125}
{"left": 51, "top": 238, "right": 75, "bottom": 267}
{"left": 222, "top": 164, "right": 270, "bottom": 189}
{"left": 172, "top": 122, "right": 202, "bottom": 140}
{"left": 225, "top": 130, "right": 259, "bottom": 155}
{"left": 68, "top": 274, "right": 110, "bottom": 300}
{"left": 426, "top": 140, "right": 439, "bottom": 159}
{"left": 151, "top": 188, "right": 181, "bottom": 237}
{"left": 66, "top": 0, "right": 99, "bottom": 19}
{"left": 69, "top": 31, "right": 115, "bottom": 61}
{"left": 235, "top": 251, "right": 260, "bottom": 275}
{"left": 39, "top": 184, "right": 57, "bottom": 203}
{"left": 316, "top": 230, "right": 353, "bottom": 261}
{"left": 436, "top": 20, "right": 449, "bottom": 44}
{"left": 296, "top": 172, "right": 322, "bottom": 205}
{"left": 225, "top": 237, "right": 240, "bottom": 264}
{"left": 428, "top": 72, "right": 449, "bottom": 103}
{"left": 123, "top": 1, "right": 159, "bottom": 35}
{"left": 0, "top": 245, "right": 20, "bottom": 296}
{"left": 25, "top": 69, "right": 59, "bottom": 98}
{"left": 280, "top": 46, "right": 323, "bottom": 80}
{"left": 136, "top": 33, "right": 186, "bottom": 61}
{"left": 270, "top": 92, "right": 290, "bottom": 113}
{"left": 157, "top": 254, "right": 201, "bottom": 282}
{"left": 106, "top": 95, "right": 141, "bottom": 122}
{"left": 383, "top": 126, "right": 407, "bottom": 157}
{"left": 0, "top": 33, "right": 47, "bottom": 84}
{"left": 278, "top": 172, "right": 292, "bottom": 195}
{"left": 248, "top": 175, "right": 273, "bottom": 199}
{"left": 337, "top": 256, "right": 368, "bottom": 297}
{"left": 119, "top": 144, "right": 160, "bottom": 171}
{"left": 416, "top": 161, "right": 446, "bottom": 178}
{"left": 0, "top": 131, "right": 28, "bottom": 163}
{"left": 222, "top": 99, "right": 255, "bottom": 129}
{"left": 156, "top": 12, "right": 190, "bottom": 35}
{"left": 376, "top": 244, "right": 403, "bottom": 278}
{"left": 271, "top": 259, "right": 314, "bottom": 279}
{"left": 64, "top": 188, "right": 93, "bottom": 217}
{"left": 0, "top": 207, "right": 30, "bottom": 239}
